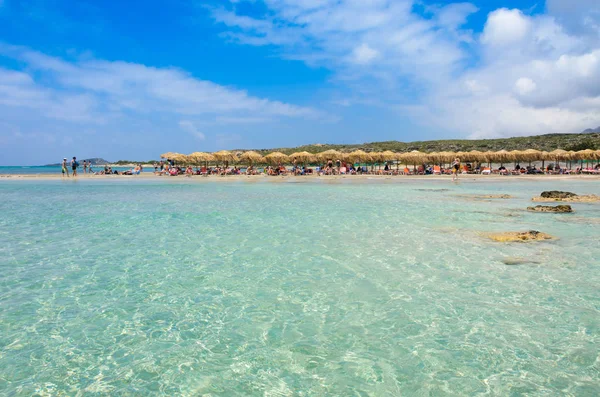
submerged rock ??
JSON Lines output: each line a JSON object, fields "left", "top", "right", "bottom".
{"left": 486, "top": 230, "right": 555, "bottom": 242}
{"left": 502, "top": 257, "right": 542, "bottom": 266}
{"left": 527, "top": 205, "right": 573, "bottom": 213}
{"left": 455, "top": 194, "right": 513, "bottom": 200}
{"left": 532, "top": 194, "right": 600, "bottom": 203}
{"left": 540, "top": 191, "right": 577, "bottom": 199}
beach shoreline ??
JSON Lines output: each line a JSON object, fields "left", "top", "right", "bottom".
{"left": 1, "top": 173, "right": 599, "bottom": 182}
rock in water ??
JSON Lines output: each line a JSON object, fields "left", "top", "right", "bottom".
{"left": 540, "top": 191, "right": 578, "bottom": 199}
{"left": 502, "top": 257, "right": 542, "bottom": 265}
{"left": 486, "top": 230, "right": 555, "bottom": 242}
{"left": 527, "top": 205, "right": 573, "bottom": 213}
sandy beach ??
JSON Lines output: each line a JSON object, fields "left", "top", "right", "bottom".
{"left": 2, "top": 172, "right": 599, "bottom": 182}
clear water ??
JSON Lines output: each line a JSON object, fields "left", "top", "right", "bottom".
{"left": 0, "top": 166, "right": 139, "bottom": 175}
{"left": 1, "top": 178, "right": 599, "bottom": 396}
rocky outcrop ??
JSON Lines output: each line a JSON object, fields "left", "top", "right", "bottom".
{"left": 541, "top": 191, "right": 577, "bottom": 199}
{"left": 486, "top": 230, "right": 555, "bottom": 242}
{"left": 527, "top": 205, "right": 573, "bottom": 213}
{"left": 532, "top": 191, "right": 600, "bottom": 203}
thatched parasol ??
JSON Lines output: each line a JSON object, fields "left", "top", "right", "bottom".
{"left": 519, "top": 149, "right": 543, "bottom": 163}
{"left": 429, "top": 151, "right": 455, "bottom": 165}
{"left": 572, "top": 149, "right": 598, "bottom": 166}
{"left": 264, "top": 152, "right": 290, "bottom": 165}
{"left": 289, "top": 151, "right": 315, "bottom": 164}
{"left": 380, "top": 151, "right": 399, "bottom": 162}
{"left": 346, "top": 150, "right": 373, "bottom": 164}
{"left": 189, "top": 152, "right": 215, "bottom": 164}
{"left": 170, "top": 153, "right": 190, "bottom": 164}
{"left": 463, "top": 150, "right": 485, "bottom": 163}
{"left": 548, "top": 149, "right": 571, "bottom": 169}
{"left": 401, "top": 150, "right": 428, "bottom": 165}
{"left": 491, "top": 150, "right": 515, "bottom": 165}
{"left": 213, "top": 150, "right": 238, "bottom": 166}
{"left": 317, "top": 149, "right": 343, "bottom": 162}
{"left": 161, "top": 152, "right": 178, "bottom": 159}
{"left": 239, "top": 151, "right": 264, "bottom": 165}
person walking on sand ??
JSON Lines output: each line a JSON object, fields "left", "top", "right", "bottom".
{"left": 452, "top": 158, "right": 460, "bottom": 181}
{"left": 71, "top": 156, "right": 79, "bottom": 177}
{"left": 61, "top": 158, "right": 69, "bottom": 177}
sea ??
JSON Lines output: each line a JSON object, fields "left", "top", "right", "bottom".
{"left": 0, "top": 177, "right": 599, "bottom": 395}
{"left": 0, "top": 166, "right": 137, "bottom": 175}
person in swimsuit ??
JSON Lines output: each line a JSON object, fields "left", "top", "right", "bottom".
{"left": 71, "top": 157, "right": 78, "bottom": 177}
{"left": 83, "top": 160, "right": 87, "bottom": 174}
{"left": 452, "top": 158, "right": 460, "bottom": 181}
{"left": 61, "top": 158, "right": 69, "bottom": 177}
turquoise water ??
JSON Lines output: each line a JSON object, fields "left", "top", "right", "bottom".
{"left": 0, "top": 166, "right": 138, "bottom": 175}
{"left": 1, "top": 178, "right": 599, "bottom": 396}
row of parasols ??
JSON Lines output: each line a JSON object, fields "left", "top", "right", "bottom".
{"left": 160, "top": 148, "right": 600, "bottom": 167}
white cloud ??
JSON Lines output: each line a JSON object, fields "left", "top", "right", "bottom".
{"left": 178, "top": 120, "right": 205, "bottom": 140}
{"left": 481, "top": 8, "right": 530, "bottom": 46}
{"left": 351, "top": 44, "right": 378, "bottom": 64}
{"left": 211, "top": 2, "right": 600, "bottom": 138}
{"left": 515, "top": 77, "right": 536, "bottom": 96}
{"left": 0, "top": 43, "right": 318, "bottom": 122}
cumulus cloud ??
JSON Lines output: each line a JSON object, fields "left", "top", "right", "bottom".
{"left": 212, "top": 1, "right": 600, "bottom": 138}
{"left": 481, "top": 8, "right": 530, "bottom": 46}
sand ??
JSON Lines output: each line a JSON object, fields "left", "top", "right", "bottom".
{"left": 1, "top": 173, "right": 599, "bottom": 183}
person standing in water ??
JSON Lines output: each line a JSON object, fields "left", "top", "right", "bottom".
{"left": 452, "top": 158, "right": 460, "bottom": 181}
{"left": 83, "top": 160, "right": 88, "bottom": 174}
{"left": 71, "top": 156, "right": 79, "bottom": 177}
{"left": 61, "top": 158, "right": 69, "bottom": 177}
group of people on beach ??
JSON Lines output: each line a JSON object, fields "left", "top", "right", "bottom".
{"left": 63, "top": 156, "right": 600, "bottom": 178}
{"left": 61, "top": 157, "right": 93, "bottom": 177}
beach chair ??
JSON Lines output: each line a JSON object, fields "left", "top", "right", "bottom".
{"left": 432, "top": 165, "right": 441, "bottom": 175}
{"left": 481, "top": 167, "right": 491, "bottom": 175}
{"left": 402, "top": 167, "right": 411, "bottom": 175}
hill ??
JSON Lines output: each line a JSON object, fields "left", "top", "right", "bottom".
{"left": 240, "top": 132, "right": 600, "bottom": 155}
{"left": 45, "top": 158, "right": 110, "bottom": 166}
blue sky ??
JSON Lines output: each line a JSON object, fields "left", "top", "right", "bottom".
{"left": 0, "top": 0, "right": 599, "bottom": 165}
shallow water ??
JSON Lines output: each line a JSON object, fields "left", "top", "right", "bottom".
{"left": 1, "top": 178, "right": 599, "bottom": 396}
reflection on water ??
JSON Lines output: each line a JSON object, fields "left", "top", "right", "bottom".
{"left": 1, "top": 179, "right": 599, "bottom": 395}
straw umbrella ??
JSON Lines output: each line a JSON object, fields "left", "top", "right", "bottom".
{"left": 548, "top": 149, "right": 570, "bottom": 170}
{"left": 491, "top": 150, "right": 514, "bottom": 167}
{"left": 346, "top": 150, "right": 373, "bottom": 171}
{"left": 289, "top": 151, "right": 315, "bottom": 165}
{"left": 402, "top": 150, "right": 428, "bottom": 172}
{"left": 317, "top": 149, "right": 342, "bottom": 162}
{"left": 429, "top": 151, "right": 455, "bottom": 166}
{"left": 239, "top": 151, "right": 264, "bottom": 165}
{"left": 264, "top": 152, "right": 290, "bottom": 165}
{"left": 160, "top": 152, "right": 177, "bottom": 159}
{"left": 213, "top": 150, "right": 238, "bottom": 168}
{"left": 572, "top": 149, "right": 598, "bottom": 169}
{"left": 190, "top": 152, "right": 215, "bottom": 163}
{"left": 379, "top": 150, "right": 399, "bottom": 170}
{"left": 519, "top": 149, "right": 542, "bottom": 165}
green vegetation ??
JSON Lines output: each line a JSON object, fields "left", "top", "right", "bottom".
{"left": 564, "top": 139, "right": 598, "bottom": 151}
{"left": 243, "top": 132, "right": 600, "bottom": 155}
{"left": 112, "top": 160, "right": 158, "bottom": 165}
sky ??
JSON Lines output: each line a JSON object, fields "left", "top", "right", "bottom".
{"left": 0, "top": 0, "right": 599, "bottom": 165}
